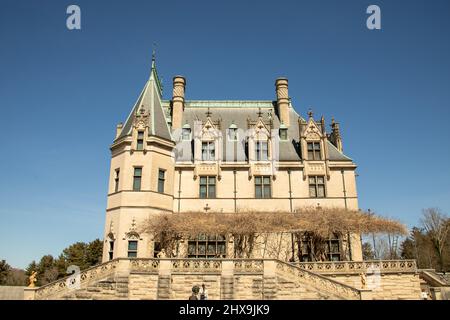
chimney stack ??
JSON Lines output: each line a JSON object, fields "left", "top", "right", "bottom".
{"left": 275, "top": 78, "right": 290, "bottom": 126}
{"left": 171, "top": 75, "right": 186, "bottom": 130}
{"left": 330, "top": 118, "right": 343, "bottom": 152}
{"left": 115, "top": 122, "right": 123, "bottom": 139}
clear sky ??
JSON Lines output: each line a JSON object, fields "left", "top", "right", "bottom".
{"left": 0, "top": 0, "right": 449, "bottom": 269}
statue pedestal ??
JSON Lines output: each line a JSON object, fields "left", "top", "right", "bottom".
{"left": 24, "top": 287, "right": 38, "bottom": 300}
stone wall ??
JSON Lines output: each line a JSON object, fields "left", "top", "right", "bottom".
{"left": 328, "top": 273, "right": 422, "bottom": 300}
{"left": 0, "top": 286, "right": 25, "bottom": 300}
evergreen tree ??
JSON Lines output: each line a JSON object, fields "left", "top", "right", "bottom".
{"left": 0, "top": 260, "right": 11, "bottom": 285}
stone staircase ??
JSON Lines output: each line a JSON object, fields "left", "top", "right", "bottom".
{"left": 27, "top": 258, "right": 364, "bottom": 300}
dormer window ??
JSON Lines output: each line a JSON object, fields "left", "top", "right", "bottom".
{"left": 202, "top": 141, "right": 215, "bottom": 161}
{"left": 307, "top": 142, "right": 321, "bottom": 160}
{"left": 228, "top": 123, "right": 238, "bottom": 141}
{"left": 136, "top": 131, "right": 144, "bottom": 151}
{"left": 255, "top": 141, "right": 268, "bottom": 161}
{"left": 279, "top": 124, "right": 288, "bottom": 140}
{"left": 182, "top": 124, "right": 191, "bottom": 141}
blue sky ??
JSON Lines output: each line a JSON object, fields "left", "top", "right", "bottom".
{"left": 0, "top": 0, "right": 449, "bottom": 268}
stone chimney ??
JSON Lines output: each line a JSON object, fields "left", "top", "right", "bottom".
{"left": 115, "top": 122, "right": 123, "bottom": 139}
{"left": 330, "top": 118, "right": 343, "bottom": 152}
{"left": 171, "top": 75, "right": 186, "bottom": 130}
{"left": 275, "top": 78, "right": 290, "bottom": 126}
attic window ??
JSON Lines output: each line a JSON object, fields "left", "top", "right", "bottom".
{"left": 279, "top": 126, "right": 288, "bottom": 140}
{"left": 182, "top": 127, "right": 191, "bottom": 141}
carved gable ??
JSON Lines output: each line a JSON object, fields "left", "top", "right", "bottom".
{"left": 303, "top": 118, "right": 322, "bottom": 140}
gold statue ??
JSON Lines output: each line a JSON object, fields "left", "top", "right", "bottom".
{"left": 28, "top": 271, "right": 38, "bottom": 288}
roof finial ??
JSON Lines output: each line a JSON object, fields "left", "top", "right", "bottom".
{"left": 206, "top": 108, "right": 212, "bottom": 118}
{"left": 152, "top": 42, "right": 156, "bottom": 63}
{"left": 257, "top": 108, "right": 263, "bottom": 118}
{"left": 308, "top": 108, "right": 314, "bottom": 119}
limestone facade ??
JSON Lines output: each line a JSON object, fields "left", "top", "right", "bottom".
{"left": 102, "top": 59, "right": 362, "bottom": 264}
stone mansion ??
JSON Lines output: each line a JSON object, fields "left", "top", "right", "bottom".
{"left": 102, "top": 58, "right": 363, "bottom": 264}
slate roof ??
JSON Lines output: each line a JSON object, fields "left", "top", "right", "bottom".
{"left": 116, "top": 60, "right": 172, "bottom": 142}
{"left": 116, "top": 65, "right": 352, "bottom": 162}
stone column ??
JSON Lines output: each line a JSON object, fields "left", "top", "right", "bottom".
{"left": 23, "top": 288, "right": 37, "bottom": 300}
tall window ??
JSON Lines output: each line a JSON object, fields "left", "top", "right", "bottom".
{"left": 114, "top": 169, "right": 120, "bottom": 193}
{"left": 127, "top": 240, "right": 138, "bottom": 258}
{"left": 309, "top": 176, "right": 325, "bottom": 198}
{"left": 327, "top": 235, "right": 341, "bottom": 261}
{"left": 188, "top": 234, "right": 226, "bottom": 258}
{"left": 133, "top": 167, "right": 142, "bottom": 191}
{"left": 158, "top": 169, "right": 165, "bottom": 193}
{"left": 255, "top": 176, "right": 271, "bottom": 198}
{"left": 200, "top": 176, "right": 216, "bottom": 198}
{"left": 297, "top": 233, "right": 341, "bottom": 262}
{"left": 136, "top": 131, "right": 144, "bottom": 151}
{"left": 201, "top": 141, "right": 215, "bottom": 160}
{"left": 182, "top": 127, "right": 191, "bottom": 140}
{"left": 108, "top": 241, "right": 114, "bottom": 261}
{"left": 307, "top": 142, "right": 321, "bottom": 160}
{"left": 255, "top": 141, "right": 268, "bottom": 161}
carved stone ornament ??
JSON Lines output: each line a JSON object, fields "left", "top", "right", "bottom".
{"left": 133, "top": 106, "right": 150, "bottom": 130}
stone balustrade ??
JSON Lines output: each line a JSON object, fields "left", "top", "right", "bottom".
{"left": 292, "top": 260, "right": 417, "bottom": 275}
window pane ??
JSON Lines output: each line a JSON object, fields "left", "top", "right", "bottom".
{"left": 200, "top": 177, "right": 207, "bottom": 185}
{"left": 218, "top": 244, "right": 226, "bottom": 254}
{"left": 209, "top": 177, "right": 216, "bottom": 185}
{"left": 200, "top": 185, "right": 207, "bottom": 198}
{"left": 317, "top": 185, "right": 325, "bottom": 197}
{"left": 208, "top": 185, "right": 216, "bottom": 198}
{"left": 207, "top": 244, "right": 215, "bottom": 254}
{"left": 198, "top": 243, "right": 206, "bottom": 255}
{"left": 317, "top": 177, "right": 324, "bottom": 184}
{"left": 307, "top": 143, "right": 313, "bottom": 150}
{"left": 198, "top": 234, "right": 207, "bottom": 240}
{"left": 128, "top": 241, "right": 138, "bottom": 251}
{"left": 133, "top": 177, "right": 141, "bottom": 191}
{"left": 188, "top": 243, "right": 196, "bottom": 255}
{"left": 255, "top": 185, "right": 262, "bottom": 198}
{"left": 308, "top": 151, "right": 314, "bottom": 160}
{"left": 137, "top": 140, "right": 143, "bottom": 150}
{"left": 255, "top": 177, "right": 262, "bottom": 184}
{"left": 138, "top": 131, "right": 144, "bottom": 139}
{"left": 159, "top": 170, "right": 165, "bottom": 179}
{"left": 263, "top": 185, "right": 271, "bottom": 198}
{"left": 128, "top": 251, "right": 137, "bottom": 258}
{"left": 263, "top": 177, "right": 270, "bottom": 185}
{"left": 314, "top": 150, "right": 321, "bottom": 160}
{"left": 158, "top": 180, "right": 164, "bottom": 193}
{"left": 309, "top": 186, "right": 317, "bottom": 197}
{"left": 134, "top": 168, "right": 142, "bottom": 176}
{"left": 309, "top": 177, "right": 316, "bottom": 184}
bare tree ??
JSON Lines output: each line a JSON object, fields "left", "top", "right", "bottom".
{"left": 420, "top": 208, "right": 449, "bottom": 271}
